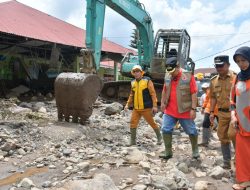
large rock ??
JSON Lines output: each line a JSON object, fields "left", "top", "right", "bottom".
{"left": 193, "top": 170, "right": 206, "bottom": 178}
{"left": 1, "top": 141, "right": 17, "bottom": 151}
{"left": 33, "top": 102, "right": 46, "bottom": 111}
{"left": 194, "top": 181, "right": 210, "bottom": 190}
{"left": 8, "top": 105, "right": 32, "bottom": 114}
{"left": 208, "top": 166, "right": 229, "bottom": 179}
{"left": 151, "top": 175, "right": 177, "bottom": 190}
{"left": 104, "top": 102, "right": 123, "bottom": 115}
{"left": 77, "top": 161, "right": 90, "bottom": 172}
{"left": 177, "top": 162, "right": 189, "bottom": 174}
{"left": 61, "top": 173, "right": 118, "bottom": 190}
{"left": 19, "top": 102, "right": 33, "bottom": 109}
{"left": 132, "top": 184, "right": 147, "bottom": 190}
{"left": 125, "top": 147, "right": 146, "bottom": 164}
{"left": 18, "top": 178, "right": 36, "bottom": 188}
{"left": 139, "top": 161, "right": 150, "bottom": 171}
{"left": 170, "top": 168, "right": 190, "bottom": 189}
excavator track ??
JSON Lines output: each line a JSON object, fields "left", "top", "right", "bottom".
{"left": 100, "top": 81, "right": 131, "bottom": 103}
{"left": 100, "top": 80, "right": 164, "bottom": 105}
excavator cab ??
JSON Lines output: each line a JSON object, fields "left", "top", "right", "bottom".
{"left": 54, "top": 0, "right": 194, "bottom": 124}
{"left": 150, "top": 29, "right": 191, "bottom": 81}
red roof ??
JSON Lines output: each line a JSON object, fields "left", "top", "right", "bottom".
{"left": 101, "top": 61, "right": 121, "bottom": 69}
{"left": 194, "top": 68, "right": 217, "bottom": 75}
{"left": 0, "top": 0, "right": 134, "bottom": 54}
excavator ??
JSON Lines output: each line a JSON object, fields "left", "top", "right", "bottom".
{"left": 55, "top": 0, "right": 194, "bottom": 124}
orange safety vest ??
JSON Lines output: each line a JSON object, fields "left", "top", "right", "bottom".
{"left": 164, "top": 70, "right": 192, "bottom": 113}
{"left": 203, "top": 90, "right": 218, "bottom": 115}
{"left": 231, "top": 77, "right": 250, "bottom": 136}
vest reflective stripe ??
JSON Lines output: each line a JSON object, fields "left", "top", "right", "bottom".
{"left": 131, "top": 77, "right": 152, "bottom": 110}
{"left": 164, "top": 71, "right": 192, "bottom": 113}
{"left": 235, "top": 80, "right": 250, "bottom": 132}
{"left": 164, "top": 73, "right": 171, "bottom": 106}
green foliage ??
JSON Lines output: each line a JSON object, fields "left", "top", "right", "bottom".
{"left": 129, "top": 29, "right": 138, "bottom": 49}
{"left": 129, "top": 28, "right": 143, "bottom": 53}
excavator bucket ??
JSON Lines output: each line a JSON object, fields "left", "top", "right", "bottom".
{"left": 55, "top": 73, "right": 103, "bottom": 124}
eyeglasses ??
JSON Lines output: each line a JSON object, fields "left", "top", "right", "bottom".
{"left": 215, "top": 64, "right": 225, "bottom": 68}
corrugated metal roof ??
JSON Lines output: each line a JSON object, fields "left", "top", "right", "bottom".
{"left": 194, "top": 68, "right": 216, "bottom": 75}
{"left": 0, "top": 0, "right": 134, "bottom": 54}
{"left": 101, "top": 60, "right": 121, "bottom": 69}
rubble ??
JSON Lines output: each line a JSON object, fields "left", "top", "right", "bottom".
{"left": 0, "top": 97, "right": 234, "bottom": 189}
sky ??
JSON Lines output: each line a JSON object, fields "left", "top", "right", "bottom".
{"left": 2, "top": 0, "right": 250, "bottom": 71}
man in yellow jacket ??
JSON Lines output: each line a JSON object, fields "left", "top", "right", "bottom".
{"left": 125, "top": 65, "right": 162, "bottom": 146}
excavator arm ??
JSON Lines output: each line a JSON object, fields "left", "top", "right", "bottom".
{"left": 55, "top": 0, "right": 194, "bottom": 124}
{"left": 85, "top": 0, "right": 154, "bottom": 71}
{"left": 55, "top": 0, "right": 155, "bottom": 124}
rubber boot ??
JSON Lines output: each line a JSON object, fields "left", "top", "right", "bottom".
{"left": 159, "top": 134, "right": 173, "bottom": 159}
{"left": 189, "top": 135, "right": 200, "bottom": 159}
{"left": 221, "top": 143, "right": 231, "bottom": 169}
{"left": 129, "top": 128, "right": 137, "bottom": 146}
{"left": 153, "top": 127, "right": 162, "bottom": 145}
{"left": 198, "top": 128, "right": 211, "bottom": 147}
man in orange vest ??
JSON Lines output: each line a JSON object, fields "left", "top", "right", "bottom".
{"left": 160, "top": 57, "right": 199, "bottom": 159}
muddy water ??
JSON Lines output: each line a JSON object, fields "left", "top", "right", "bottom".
{"left": 0, "top": 167, "right": 48, "bottom": 187}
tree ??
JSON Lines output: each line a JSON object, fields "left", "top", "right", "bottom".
{"left": 129, "top": 28, "right": 138, "bottom": 49}
{"left": 129, "top": 28, "right": 143, "bottom": 53}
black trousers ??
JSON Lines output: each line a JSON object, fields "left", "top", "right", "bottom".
{"left": 202, "top": 113, "right": 218, "bottom": 128}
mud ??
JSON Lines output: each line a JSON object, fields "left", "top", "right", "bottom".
{"left": 0, "top": 167, "right": 48, "bottom": 187}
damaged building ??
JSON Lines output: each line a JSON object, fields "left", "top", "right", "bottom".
{"left": 0, "top": 0, "right": 134, "bottom": 97}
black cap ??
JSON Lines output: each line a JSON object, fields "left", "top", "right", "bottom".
{"left": 166, "top": 57, "right": 178, "bottom": 71}
{"left": 214, "top": 55, "right": 229, "bottom": 65}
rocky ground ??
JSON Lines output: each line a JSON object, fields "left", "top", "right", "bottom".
{"left": 0, "top": 88, "right": 239, "bottom": 190}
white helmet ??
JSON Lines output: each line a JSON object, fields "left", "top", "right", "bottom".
{"left": 132, "top": 65, "right": 143, "bottom": 71}
{"left": 201, "top": 83, "right": 210, "bottom": 89}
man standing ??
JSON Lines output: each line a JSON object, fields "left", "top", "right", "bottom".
{"left": 125, "top": 65, "right": 162, "bottom": 146}
{"left": 199, "top": 82, "right": 218, "bottom": 147}
{"left": 209, "top": 55, "right": 236, "bottom": 169}
{"left": 199, "top": 83, "right": 208, "bottom": 108}
{"left": 160, "top": 57, "right": 199, "bottom": 159}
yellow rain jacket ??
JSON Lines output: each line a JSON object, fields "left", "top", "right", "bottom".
{"left": 126, "top": 76, "right": 157, "bottom": 110}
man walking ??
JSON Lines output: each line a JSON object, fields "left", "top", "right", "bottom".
{"left": 199, "top": 82, "right": 218, "bottom": 147}
{"left": 160, "top": 57, "right": 199, "bottom": 159}
{"left": 209, "top": 55, "right": 236, "bottom": 169}
{"left": 125, "top": 65, "right": 162, "bottom": 146}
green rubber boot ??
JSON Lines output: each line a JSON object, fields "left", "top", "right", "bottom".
{"left": 129, "top": 128, "right": 137, "bottom": 146}
{"left": 153, "top": 127, "right": 162, "bottom": 145}
{"left": 159, "top": 134, "right": 173, "bottom": 159}
{"left": 189, "top": 135, "right": 200, "bottom": 159}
